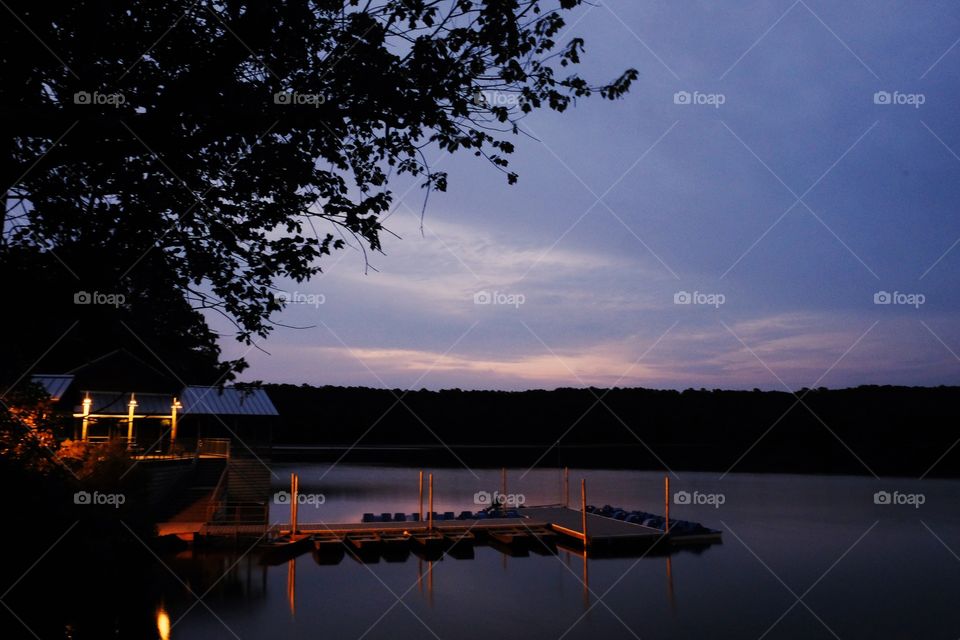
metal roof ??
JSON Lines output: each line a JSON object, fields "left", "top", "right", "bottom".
{"left": 180, "top": 386, "right": 279, "bottom": 416}
{"left": 30, "top": 375, "right": 75, "bottom": 401}
{"left": 76, "top": 391, "right": 175, "bottom": 416}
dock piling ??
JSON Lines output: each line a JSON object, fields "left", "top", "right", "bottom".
{"left": 291, "top": 473, "right": 299, "bottom": 535}
{"left": 428, "top": 473, "right": 434, "bottom": 531}
{"left": 563, "top": 467, "right": 569, "bottom": 507}
{"left": 580, "top": 478, "right": 588, "bottom": 548}
{"left": 418, "top": 471, "right": 424, "bottom": 522}
{"left": 501, "top": 467, "right": 506, "bottom": 505}
{"left": 664, "top": 475, "right": 670, "bottom": 534}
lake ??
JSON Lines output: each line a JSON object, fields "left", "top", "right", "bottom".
{"left": 7, "top": 464, "right": 960, "bottom": 639}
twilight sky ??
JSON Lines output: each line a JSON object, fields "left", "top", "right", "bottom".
{"left": 219, "top": 0, "right": 960, "bottom": 391}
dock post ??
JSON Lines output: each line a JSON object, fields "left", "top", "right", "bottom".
{"left": 664, "top": 475, "right": 670, "bottom": 534}
{"left": 428, "top": 473, "right": 434, "bottom": 531}
{"left": 418, "top": 471, "right": 424, "bottom": 522}
{"left": 501, "top": 467, "right": 506, "bottom": 510}
{"left": 563, "top": 467, "right": 570, "bottom": 507}
{"left": 580, "top": 478, "right": 588, "bottom": 549}
{"left": 291, "top": 473, "right": 299, "bottom": 535}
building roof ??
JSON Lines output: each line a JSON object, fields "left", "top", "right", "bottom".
{"left": 30, "top": 374, "right": 75, "bottom": 401}
{"left": 76, "top": 391, "right": 175, "bottom": 416}
{"left": 180, "top": 386, "right": 279, "bottom": 416}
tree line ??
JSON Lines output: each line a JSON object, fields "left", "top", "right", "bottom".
{"left": 265, "top": 384, "right": 960, "bottom": 476}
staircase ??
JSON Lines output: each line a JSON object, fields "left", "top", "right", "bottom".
{"left": 157, "top": 458, "right": 227, "bottom": 533}
{"left": 219, "top": 457, "right": 271, "bottom": 525}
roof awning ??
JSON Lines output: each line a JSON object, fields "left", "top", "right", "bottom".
{"left": 180, "top": 386, "right": 279, "bottom": 416}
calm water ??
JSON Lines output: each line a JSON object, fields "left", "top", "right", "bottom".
{"left": 157, "top": 465, "right": 960, "bottom": 640}
{"left": 14, "top": 465, "right": 960, "bottom": 639}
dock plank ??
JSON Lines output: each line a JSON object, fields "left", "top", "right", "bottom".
{"left": 521, "top": 506, "right": 665, "bottom": 543}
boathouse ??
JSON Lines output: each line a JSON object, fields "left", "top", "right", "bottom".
{"left": 30, "top": 349, "right": 278, "bottom": 458}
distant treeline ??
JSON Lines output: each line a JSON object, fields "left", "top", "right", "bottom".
{"left": 263, "top": 384, "right": 960, "bottom": 476}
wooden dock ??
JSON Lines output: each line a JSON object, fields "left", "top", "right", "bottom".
{"left": 168, "top": 471, "right": 720, "bottom": 556}
{"left": 186, "top": 507, "right": 702, "bottom": 557}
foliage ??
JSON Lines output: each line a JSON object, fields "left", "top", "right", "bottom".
{"left": 0, "top": 384, "right": 62, "bottom": 473}
{"left": 57, "top": 438, "right": 136, "bottom": 481}
{"left": 0, "top": 244, "right": 243, "bottom": 384}
{"left": 2, "top": 0, "right": 637, "bottom": 362}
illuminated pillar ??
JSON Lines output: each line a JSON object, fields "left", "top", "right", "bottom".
{"left": 126, "top": 393, "right": 137, "bottom": 447}
{"left": 81, "top": 395, "right": 92, "bottom": 442}
{"left": 170, "top": 398, "right": 182, "bottom": 449}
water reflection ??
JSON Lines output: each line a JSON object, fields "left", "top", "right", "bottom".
{"left": 156, "top": 605, "right": 170, "bottom": 640}
{"left": 286, "top": 559, "right": 296, "bottom": 617}
{"left": 5, "top": 466, "right": 960, "bottom": 639}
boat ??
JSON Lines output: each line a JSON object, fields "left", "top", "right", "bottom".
{"left": 443, "top": 530, "right": 476, "bottom": 548}
{"left": 529, "top": 528, "right": 558, "bottom": 554}
{"left": 313, "top": 532, "right": 345, "bottom": 553}
{"left": 311, "top": 536, "right": 345, "bottom": 565}
{"left": 346, "top": 532, "right": 382, "bottom": 552}
{"left": 379, "top": 531, "right": 412, "bottom": 562}
{"left": 343, "top": 532, "right": 382, "bottom": 563}
{"left": 410, "top": 530, "right": 446, "bottom": 550}
{"left": 259, "top": 533, "right": 313, "bottom": 564}
{"left": 444, "top": 530, "right": 476, "bottom": 559}
{"left": 488, "top": 528, "right": 531, "bottom": 546}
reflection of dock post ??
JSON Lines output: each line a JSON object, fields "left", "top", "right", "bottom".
{"left": 582, "top": 548, "right": 590, "bottom": 607}
{"left": 581, "top": 478, "right": 588, "bottom": 549}
{"left": 664, "top": 475, "right": 670, "bottom": 534}
{"left": 428, "top": 559, "right": 434, "bottom": 607}
{"left": 563, "top": 467, "right": 570, "bottom": 507}
{"left": 418, "top": 471, "right": 424, "bottom": 522}
{"left": 428, "top": 473, "right": 434, "bottom": 531}
{"left": 666, "top": 554, "right": 676, "bottom": 613}
{"left": 287, "top": 557, "right": 296, "bottom": 616}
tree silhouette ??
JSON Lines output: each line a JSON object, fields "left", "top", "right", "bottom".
{"left": 2, "top": 1, "right": 637, "bottom": 371}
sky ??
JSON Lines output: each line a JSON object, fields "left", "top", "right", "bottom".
{"left": 220, "top": 0, "right": 960, "bottom": 391}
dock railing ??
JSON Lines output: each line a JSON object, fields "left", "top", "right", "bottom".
{"left": 205, "top": 463, "right": 230, "bottom": 523}
{"left": 198, "top": 438, "right": 231, "bottom": 458}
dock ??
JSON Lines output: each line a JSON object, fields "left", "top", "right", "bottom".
{"left": 188, "top": 506, "right": 717, "bottom": 557}
{"left": 163, "top": 470, "right": 721, "bottom": 558}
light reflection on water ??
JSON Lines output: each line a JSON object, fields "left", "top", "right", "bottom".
{"left": 153, "top": 465, "right": 960, "bottom": 640}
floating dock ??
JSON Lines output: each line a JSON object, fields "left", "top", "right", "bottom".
{"left": 191, "top": 506, "right": 719, "bottom": 559}
{"left": 171, "top": 471, "right": 721, "bottom": 558}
